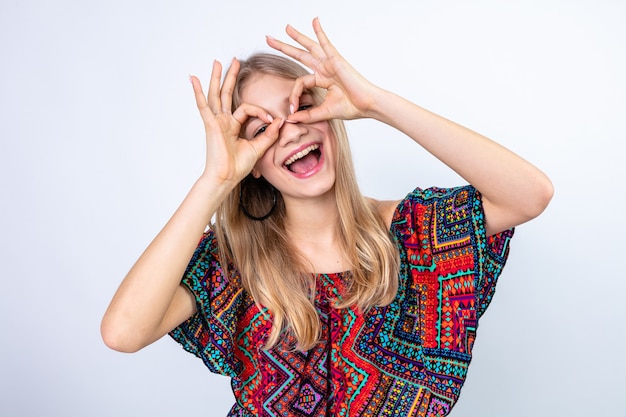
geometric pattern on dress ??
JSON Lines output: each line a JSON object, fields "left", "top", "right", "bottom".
{"left": 169, "top": 186, "right": 514, "bottom": 416}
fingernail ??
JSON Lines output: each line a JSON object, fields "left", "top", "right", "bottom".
{"left": 279, "top": 118, "right": 285, "bottom": 129}
{"left": 189, "top": 75, "right": 193, "bottom": 84}
{"left": 267, "top": 114, "right": 274, "bottom": 122}
{"left": 266, "top": 35, "right": 276, "bottom": 41}
{"left": 289, "top": 104, "right": 294, "bottom": 114}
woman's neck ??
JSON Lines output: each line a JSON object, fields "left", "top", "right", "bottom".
{"left": 284, "top": 194, "right": 338, "bottom": 241}
{"left": 283, "top": 194, "right": 348, "bottom": 273}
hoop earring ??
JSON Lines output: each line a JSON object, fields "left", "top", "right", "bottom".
{"left": 239, "top": 176, "right": 277, "bottom": 221}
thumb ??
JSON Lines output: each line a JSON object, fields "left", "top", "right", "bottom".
{"left": 286, "top": 107, "right": 331, "bottom": 124}
{"left": 249, "top": 117, "right": 284, "bottom": 156}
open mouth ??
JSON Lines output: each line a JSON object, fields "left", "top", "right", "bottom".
{"left": 284, "top": 144, "right": 322, "bottom": 174}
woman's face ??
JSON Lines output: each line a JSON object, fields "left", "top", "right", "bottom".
{"left": 240, "top": 73, "right": 337, "bottom": 203}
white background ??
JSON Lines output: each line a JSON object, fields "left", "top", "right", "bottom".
{"left": 1, "top": 0, "right": 624, "bottom": 416}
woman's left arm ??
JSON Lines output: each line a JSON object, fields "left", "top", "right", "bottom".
{"left": 268, "top": 18, "right": 553, "bottom": 236}
{"left": 368, "top": 90, "right": 554, "bottom": 235}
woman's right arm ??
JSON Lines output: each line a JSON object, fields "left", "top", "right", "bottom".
{"left": 100, "top": 60, "right": 281, "bottom": 353}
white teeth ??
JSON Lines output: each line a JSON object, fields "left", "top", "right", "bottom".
{"left": 284, "top": 144, "right": 320, "bottom": 166}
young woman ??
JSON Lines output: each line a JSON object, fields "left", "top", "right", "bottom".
{"left": 102, "top": 18, "right": 553, "bottom": 417}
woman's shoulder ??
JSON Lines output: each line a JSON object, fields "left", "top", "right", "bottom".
{"left": 366, "top": 197, "right": 403, "bottom": 230}
{"left": 366, "top": 186, "right": 478, "bottom": 229}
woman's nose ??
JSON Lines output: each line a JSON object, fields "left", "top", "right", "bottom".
{"left": 277, "top": 120, "right": 308, "bottom": 147}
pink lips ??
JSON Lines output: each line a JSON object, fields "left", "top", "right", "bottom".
{"left": 282, "top": 142, "right": 324, "bottom": 178}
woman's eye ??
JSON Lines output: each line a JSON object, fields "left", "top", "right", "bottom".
{"left": 253, "top": 125, "right": 268, "bottom": 138}
{"left": 297, "top": 104, "right": 313, "bottom": 112}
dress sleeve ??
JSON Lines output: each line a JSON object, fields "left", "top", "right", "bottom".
{"left": 397, "top": 186, "right": 514, "bottom": 322}
{"left": 168, "top": 230, "right": 242, "bottom": 378}
{"left": 428, "top": 185, "right": 514, "bottom": 319}
{"left": 470, "top": 189, "right": 515, "bottom": 319}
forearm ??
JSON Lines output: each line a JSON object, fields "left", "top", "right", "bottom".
{"left": 101, "top": 56, "right": 284, "bottom": 352}
{"left": 101, "top": 176, "right": 232, "bottom": 352}
{"left": 368, "top": 88, "right": 553, "bottom": 233}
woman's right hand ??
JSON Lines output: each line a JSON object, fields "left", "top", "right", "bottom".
{"left": 191, "top": 59, "right": 283, "bottom": 187}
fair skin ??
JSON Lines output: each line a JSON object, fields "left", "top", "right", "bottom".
{"left": 101, "top": 18, "right": 553, "bottom": 353}
{"left": 243, "top": 74, "right": 347, "bottom": 273}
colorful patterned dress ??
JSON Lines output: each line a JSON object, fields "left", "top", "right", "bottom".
{"left": 170, "top": 186, "right": 514, "bottom": 417}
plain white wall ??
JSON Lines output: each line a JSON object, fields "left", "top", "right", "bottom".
{"left": 1, "top": 0, "right": 624, "bottom": 416}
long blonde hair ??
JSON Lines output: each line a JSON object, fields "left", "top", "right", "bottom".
{"left": 214, "top": 53, "right": 399, "bottom": 350}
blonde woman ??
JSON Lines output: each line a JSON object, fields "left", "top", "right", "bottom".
{"left": 102, "top": 18, "right": 553, "bottom": 417}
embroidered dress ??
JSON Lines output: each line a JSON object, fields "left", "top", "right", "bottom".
{"left": 170, "top": 186, "right": 514, "bottom": 417}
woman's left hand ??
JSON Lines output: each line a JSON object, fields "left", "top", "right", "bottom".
{"left": 267, "top": 17, "right": 381, "bottom": 123}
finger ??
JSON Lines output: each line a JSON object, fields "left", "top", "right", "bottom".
{"left": 220, "top": 58, "right": 240, "bottom": 113}
{"left": 311, "top": 17, "right": 340, "bottom": 58}
{"left": 190, "top": 75, "right": 215, "bottom": 122}
{"left": 285, "top": 23, "right": 325, "bottom": 60}
{"left": 265, "top": 35, "right": 318, "bottom": 70}
{"left": 232, "top": 103, "right": 275, "bottom": 138}
{"left": 287, "top": 73, "right": 337, "bottom": 124}
{"left": 287, "top": 73, "right": 316, "bottom": 115}
{"left": 232, "top": 103, "right": 274, "bottom": 125}
{"left": 288, "top": 78, "right": 333, "bottom": 124}
{"left": 207, "top": 60, "right": 223, "bottom": 112}
{"left": 190, "top": 75, "right": 206, "bottom": 108}
{"left": 287, "top": 105, "right": 331, "bottom": 124}
{"left": 249, "top": 117, "right": 283, "bottom": 156}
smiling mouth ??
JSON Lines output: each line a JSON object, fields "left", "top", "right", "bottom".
{"left": 284, "top": 144, "right": 322, "bottom": 174}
